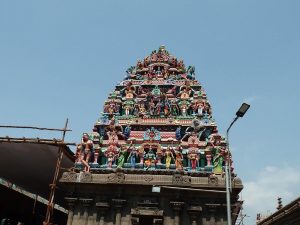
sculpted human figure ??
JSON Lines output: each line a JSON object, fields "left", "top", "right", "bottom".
{"left": 139, "top": 102, "right": 146, "bottom": 116}
{"left": 75, "top": 144, "right": 90, "bottom": 172}
{"left": 133, "top": 103, "right": 139, "bottom": 116}
{"left": 180, "top": 104, "right": 188, "bottom": 116}
{"left": 170, "top": 100, "right": 180, "bottom": 116}
{"left": 127, "top": 145, "right": 138, "bottom": 168}
{"left": 210, "top": 137, "right": 227, "bottom": 174}
{"left": 164, "top": 100, "right": 170, "bottom": 116}
{"left": 123, "top": 125, "right": 131, "bottom": 140}
{"left": 144, "top": 148, "right": 156, "bottom": 170}
{"left": 117, "top": 142, "right": 133, "bottom": 168}
{"left": 188, "top": 148, "right": 199, "bottom": 171}
{"left": 175, "top": 126, "right": 182, "bottom": 140}
{"left": 149, "top": 100, "right": 155, "bottom": 116}
{"left": 105, "top": 145, "right": 118, "bottom": 168}
{"left": 164, "top": 146, "right": 174, "bottom": 170}
{"left": 109, "top": 101, "right": 116, "bottom": 114}
{"left": 90, "top": 127, "right": 102, "bottom": 165}
{"left": 198, "top": 101, "right": 204, "bottom": 116}
{"left": 124, "top": 103, "right": 132, "bottom": 116}
{"left": 155, "top": 101, "right": 162, "bottom": 116}
{"left": 174, "top": 148, "right": 183, "bottom": 171}
{"left": 77, "top": 133, "right": 93, "bottom": 172}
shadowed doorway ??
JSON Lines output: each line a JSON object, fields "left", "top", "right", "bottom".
{"left": 139, "top": 216, "right": 153, "bottom": 225}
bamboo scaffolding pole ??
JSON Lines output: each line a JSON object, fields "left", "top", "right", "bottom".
{"left": 0, "top": 136, "right": 76, "bottom": 146}
{"left": 0, "top": 125, "right": 72, "bottom": 132}
{"left": 44, "top": 118, "right": 69, "bottom": 225}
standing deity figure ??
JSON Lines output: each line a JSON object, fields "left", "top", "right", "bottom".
{"left": 175, "top": 126, "right": 182, "bottom": 140}
{"left": 155, "top": 101, "right": 162, "bottom": 116}
{"left": 174, "top": 148, "right": 183, "bottom": 171}
{"left": 191, "top": 101, "right": 198, "bottom": 115}
{"left": 198, "top": 101, "right": 204, "bottom": 116}
{"left": 188, "top": 148, "right": 199, "bottom": 171}
{"left": 124, "top": 103, "right": 132, "bottom": 116}
{"left": 133, "top": 103, "right": 139, "bottom": 116}
{"left": 79, "top": 133, "right": 93, "bottom": 172}
{"left": 105, "top": 145, "right": 118, "bottom": 168}
{"left": 90, "top": 128, "right": 102, "bottom": 165}
{"left": 117, "top": 142, "right": 133, "bottom": 168}
{"left": 127, "top": 145, "right": 138, "bottom": 168}
{"left": 163, "top": 98, "right": 170, "bottom": 116}
{"left": 155, "top": 66, "right": 162, "bottom": 76}
{"left": 108, "top": 101, "right": 117, "bottom": 115}
{"left": 139, "top": 102, "right": 147, "bottom": 116}
{"left": 180, "top": 104, "right": 188, "bottom": 116}
{"left": 170, "top": 100, "right": 180, "bottom": 116}
{"left": 144, "top": 148, "right": 156, "bottom": 170}
{"left": 210, "top": 137, "right": 227, "bottom": 174}
{"left": 149, "top": 100, "right": 155, "bottom": 116}
{"left": 164, "top": 146, "right": 175, "bottom": 170}
{"left": 75, "top": 144, "right": 90, "bottom": 172}
{"left": 123, "top": 125, "right": 131, "bottom": 140}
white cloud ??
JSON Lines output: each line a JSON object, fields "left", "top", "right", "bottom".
{"left": 241, "top": 165, "right": 300, "bottom": 224}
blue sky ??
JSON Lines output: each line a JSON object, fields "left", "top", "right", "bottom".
{"left": 1, "top": 1, "right": 300, "bottom": 224}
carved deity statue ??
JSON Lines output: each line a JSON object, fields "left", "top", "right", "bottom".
{"left": 210, "top": 137, "right": 227, "bottom": 174}
{"left": 164, "top": 146, "right": 174, "bottom": 170}
{"left": 174, "top": 148, "right": 183, "bottom": 171}
{"left": 76, "top": 133, "right": 94, "bottom": 172}
{"left": 127, "top": 145, "right": 138, "bottom": 168}
{"left": 105, "top": 145, "right": 118, "bottom": 168}
{"left": 144, "top": 148, "right": 156, "bottom": 170}
{"left": 170, "top": 100, "right": 180, "bottom": 116}
{"left": 117, "top": 142, "right": 133, "bottom": 168}
{"left": 188, "top": 148, "right": 199, "bottom": 171}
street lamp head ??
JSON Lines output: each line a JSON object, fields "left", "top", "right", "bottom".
{"left": 236, "top": 103, "right": 250, "bottom": 117}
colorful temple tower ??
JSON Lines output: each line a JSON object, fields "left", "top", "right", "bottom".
{"left": 60, "top": 46, "right": 243, "bottom": 225}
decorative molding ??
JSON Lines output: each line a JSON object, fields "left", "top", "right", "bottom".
{"left": 107, "top": 172, "right": 125, "bottom": 183}
{"left": 60, "top": 172, "right": 78, "bottom": 182}
{"left": 208, "top": 176, "right": 218, "bottom": 186}
{"left": 172, "top": 174, "right": 191, "bottom": 186}
{"left": 143, "top": 175, "right": 154, "bottom": 182}
{"left": 80, "top": 172, "right": 92, "bottom": 182}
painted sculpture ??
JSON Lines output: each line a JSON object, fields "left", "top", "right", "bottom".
{"left": 75, "top": 46, "right": 229, "bottom": 175}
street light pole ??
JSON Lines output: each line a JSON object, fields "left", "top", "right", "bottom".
{"left": 225, "top": 103, "right": 250, "bottom": 225}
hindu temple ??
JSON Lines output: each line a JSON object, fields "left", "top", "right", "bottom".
{"left": 60, "top": 46, "right": 243, "bottom": 225}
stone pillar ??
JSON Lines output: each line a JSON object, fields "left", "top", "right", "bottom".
{"left": 206, "top": 204, "right": 217, "bottom": 224}
{"left": 79, "top": 198, "right": 93, "bottom": 225}
{"left": 170, "top": 201, "right": 184, "bottom": 225}
{"left": 96, "top": 202, "right": 110, "bottom": 225}
{"left": 65, "top": 197, "right": 77, "bottom": 225}
{"left": 112, "top": 199, "right": 127, "bottom": 225}
{"left": 187, "top": 206, "right": 202, "bottom": 225}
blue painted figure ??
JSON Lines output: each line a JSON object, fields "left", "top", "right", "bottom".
{"left": 127, "top": 146, "right": 138, "bottom": 168}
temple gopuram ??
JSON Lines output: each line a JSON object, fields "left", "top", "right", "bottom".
{"left": 60, "top": 46, "right": 243, "bottom": 225}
